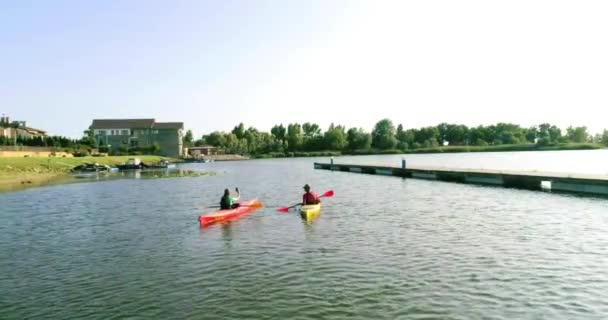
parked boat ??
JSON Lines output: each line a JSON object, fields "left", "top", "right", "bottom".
{"left": 116, "top": 158, "right": 144, "bottom": 170}
{"left": 71, "top": 163, "right": 111, "bottom": 178}
{"left": 71, "top": 163, "right": 111, "bottom": 173}
{"left": 115, "top": 158, "right": 175, "bottom": 170}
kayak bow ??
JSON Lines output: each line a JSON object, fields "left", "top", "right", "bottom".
{"left": 299, "top": 203, "right": 321, "bottom": 221}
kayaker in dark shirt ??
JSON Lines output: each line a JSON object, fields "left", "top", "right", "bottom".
{"left": 220, "top": 188, "right": 240, "bottom": 210}
{"left": 302, "top": 184, "right": 320, "bottom": 205}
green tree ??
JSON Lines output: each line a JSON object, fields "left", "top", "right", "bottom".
{"left": 302, "top": 122, "right": 321, "bottom": 138}
{"left": 538, "top": 123, "right": 562, "bottom": 145}
{"left": 371, "top": 119, "right": 397, "bottom": 149}
{"left": 323, "top": 123, "right": 347, "bottom": 150}
{"left": 204, "top": 131, "right": 226, "bottom": 147}
{"left": 525, "top": 126, "right": 538, "bottom": 143}
{"left": 232, "top": 123, "right": 246, "bottom": 139}
{"left": 346, "top": 128, "right": 372, "bottom": 150}
{"left": 566, "top": 126, "right": 590, "bottom": 143}
{"left": 414, "top": 127, "right": 440, "bottom": 146}
{"left": 223, "top": 133, "right": 240, "bottom": 153}
{"left": 287, "top": 123, "right": 303, "bottom": 151}
{"left": 601, "top": 130, "right": 608, "bottom": 146}
{"left": 183, "top": 129, "right": 194, "bottom": 147}
{"left": 396, "top": 124, "right": 417, "bottom": 149}
{"left": 271, "top": 124, "right": 287, "bottom": 147}
{"left": 244, "top": 127, "right": 260, "bottom": 153}
{"left": 81, "top": 129, "right": 95, "bottom": 146}
{"left": 442, "top": 124, "right": 468, "bottom": 145}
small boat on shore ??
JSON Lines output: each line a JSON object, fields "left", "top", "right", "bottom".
{"left": 115, "top": 158, "right": 175, "bottom": 170}
{"left": 71, "top": 163, "right": 111, "bottom": 178}
{"left": 71, "top": 163, "right": 111, "bottom": 173}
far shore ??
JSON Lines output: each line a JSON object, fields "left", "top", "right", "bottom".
{"left": 1, "top": 144, "right": 604, "bottom": 192}
{"left": 248, "top": 142, "right": 604, "bottom": 159}
{"left": 0, "top": 155, "right": 179, "bottom": 193}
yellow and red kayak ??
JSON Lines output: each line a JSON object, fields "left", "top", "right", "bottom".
{"left": 199, "top": 199, "right": 262, "bottom": 227}
{"left": 299, "top": 203, "right": 321, "bottom": 221}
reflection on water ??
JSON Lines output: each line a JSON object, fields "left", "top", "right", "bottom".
{"left": 72, "top": 168, "right": 211, "bottom": 182}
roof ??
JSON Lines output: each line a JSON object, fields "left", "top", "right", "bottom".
{"left": 154, "top": 122, "right": 184, "bottom": 129}
{"left": 24, "top": 127, "right": 47, "bottom": 134}
{"left": 90, "top": 119, "right": 155, "bottom": 129}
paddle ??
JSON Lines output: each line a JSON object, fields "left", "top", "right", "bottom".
{"left": 277, "top": 190, "right": 334, "bottom": 213}
{"left": 206, "top": 202, "right": 263, "bottom": 209}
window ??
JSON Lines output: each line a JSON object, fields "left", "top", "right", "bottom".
{"left": 130, "top": 139, "right": 139, "bottom": 147}
{"left": 121, "top": 129, "right": 129, "bottom": 135}
{"left": 96, "top": 130, "right": 106, "bottom": 136}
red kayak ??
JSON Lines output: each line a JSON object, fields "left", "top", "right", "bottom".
{"left": 198, "top": 199, "right": 262, "bottom": 227}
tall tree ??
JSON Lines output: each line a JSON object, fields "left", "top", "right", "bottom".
{"left": 232, "top": 123, "right": 246, "bottom": 139}
{"left": 371, "top": 119, "right": 397, "bottom": 149}
{"left": 347, "top": 128, "right": 372, "bottom": 150}
{"left": 323, "top": 123, "right": 347, "bottom": 150}
{"left": 204, "top": 131, "right": 226, "bottom": 147}
{"left": 287, "top": 123, "right": 303, "bottom": 151}
{"left": 183, "top": 129, "right": 194, "bottom": 147}
{"left": 302, "top": 122, "right": 321, "bottom": 138}
{"left": 566, "top": 126, "right": 590, "bottom": 143}
{"left": 271, "top": 124, "right": 287, "bottom": 146}
{"left": 602, "top": 130, "right": 608, "bottom": 146}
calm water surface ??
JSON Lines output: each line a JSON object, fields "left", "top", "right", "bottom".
{"left": 2, "top": 152, "right": 608, "bottom": 319}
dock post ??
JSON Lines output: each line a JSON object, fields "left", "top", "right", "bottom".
{"left": 331, "top": 157, "right": 334, "bottom": 165}
{"left": 401, "top": 158, "right": 406, "bottom": 169}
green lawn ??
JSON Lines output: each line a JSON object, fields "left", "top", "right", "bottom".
{"left": 404, "top": 143, "right": 603, "bottom": 154}
{"left": 0, "top": 155, "right": 177, "bottom": 175}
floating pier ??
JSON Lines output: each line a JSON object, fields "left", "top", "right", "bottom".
{"left": 314, "top": 161, "right": 608, "bottom": 196}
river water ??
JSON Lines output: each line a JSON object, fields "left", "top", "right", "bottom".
{"left": 1, "top": 151, "right": 608, "bottom": 319}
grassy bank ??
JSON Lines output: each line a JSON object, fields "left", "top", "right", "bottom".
{"left": 403, "top": 143, "right": 603, "bottom": 154}
{"left": 251, "top": 151, "right": 342, "bottom": 159}
{"left": 249, "top": 143, "right": 604, "bottom": 159}
{"left": 0, "top": 155, "right": 178, "bottom": 192}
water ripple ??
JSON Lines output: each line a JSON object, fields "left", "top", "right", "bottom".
{"left": 2, "top": 157, "right": 608, "bottom": 319}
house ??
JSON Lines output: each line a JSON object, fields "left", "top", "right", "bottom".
{"left": 0, "top": 115, "right": 47, "bottom": 139}
{"left": 186, "top": 145, "right": 222, "bottom": 159}
{"left": 89, "top": 119, "right": 184, "bottom": 157}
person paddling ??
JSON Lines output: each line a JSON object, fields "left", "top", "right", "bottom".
{"left": 220, "top": 187, "right": 240, "bottom": 210}
{"left": 302, "top": 184, "right": 320, "bottom": 205}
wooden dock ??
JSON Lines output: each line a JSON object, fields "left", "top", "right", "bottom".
{"left": 314, "top": 162, "right": 608, "bottom": 196}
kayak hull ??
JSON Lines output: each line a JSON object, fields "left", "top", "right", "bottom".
{"left": 300, "top": 204, "right": 321, "bottom": 221}
{"left": 199, "top": 199, "right": 261, "bottom": 227}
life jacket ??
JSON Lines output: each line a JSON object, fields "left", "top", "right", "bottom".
{"left": 303, "top": 192, "right": 320, "bottom": 205}
{"left": 220, "top": 195, "right": 232, "bottom": 210}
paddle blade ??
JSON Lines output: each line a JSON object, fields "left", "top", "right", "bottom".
{"left": 322, "top": 190, "right": 334, "bottom": 198}
{"left": 277, "top": 207, "right": 289, "bottom": 213}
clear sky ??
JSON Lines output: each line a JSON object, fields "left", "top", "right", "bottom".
{"left": 2, "top": 0, "right": 607, "bottom": 138}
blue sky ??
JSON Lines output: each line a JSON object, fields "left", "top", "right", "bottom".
{"left": 2, "top": 1, "right": 607, "bottom": 138}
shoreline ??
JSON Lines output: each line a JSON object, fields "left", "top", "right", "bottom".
{"left": 248, "top": 143, "right": 604, "bottom": 159}
{"left": 0, "top": 155, "right": 181, "bottom": 193}
{"left": 0, "top": 172, "right": 69, "bottom": 193}
{"left": 2, "top": 146, "right": 604, "bottom": 192}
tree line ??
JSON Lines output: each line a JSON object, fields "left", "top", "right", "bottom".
{"left": 185, "top": 119, "right": 608, "bottom": 155}
{"left": 0, "top": 135, "right": 89, "bottom": 149}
